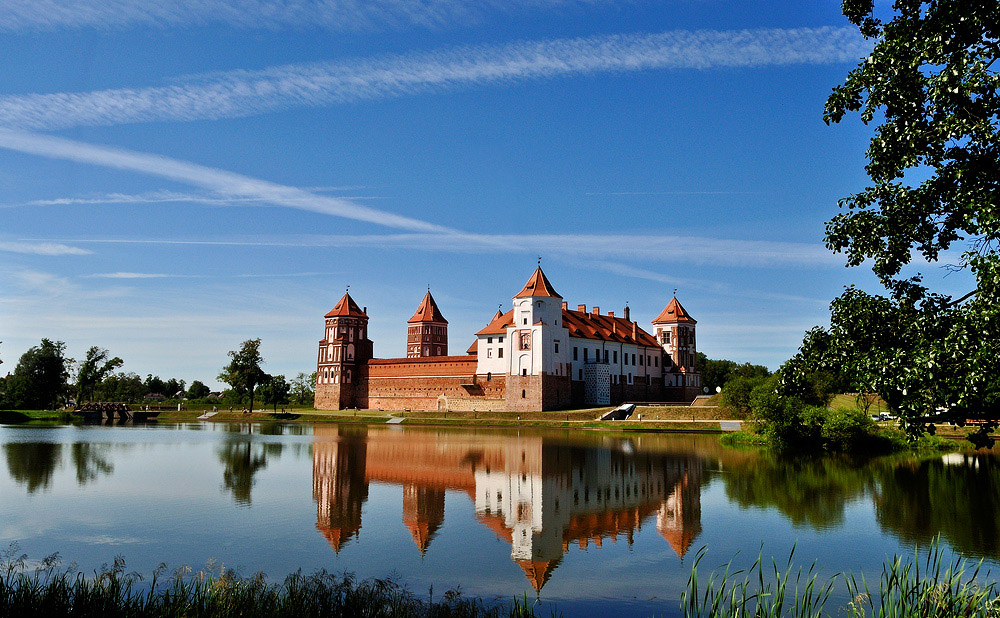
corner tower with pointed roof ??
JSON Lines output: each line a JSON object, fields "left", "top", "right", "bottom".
{"left": 315, "top": 291, "right": 374, "bottom": 409}
{"left": 651, "top": 296, "right": 701, "bottom": 396}
{"left": 407, "top": 291, "right": 448, "bottom": 358}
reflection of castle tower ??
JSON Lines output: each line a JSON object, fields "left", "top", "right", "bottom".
{"left": 402, "top": 484, "right": 445, "bottom": 555}
{"left": 313, "top": 428, "right": 369, "bottom": 552}
{"left": 657, "top": 459, "right": 703, "bottom": 559}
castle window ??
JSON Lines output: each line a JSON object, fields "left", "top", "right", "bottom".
{"left": 522, "top": 369, "right": 527, "bottom": 376}
{"left": 521, "top": 389, "right": 526, "bottom": 398}
{"left": 654, "top": 357, "right": 659, "bottom": 367}
{"left": 498, "top": 348, "right": 503, "bottom": 358}
{"left": 523, "top": 318, "right": 528, "bottom": 325}
{"left": 487, "top": 337, "right": 493, "bottom": 344}
{"left": 613, "top": 351, "right": 618, "bottom": 363}
{"left": 487, "top": 372, "right": 491, "bottom": 381}
{"left": 603, "top": 350, "right": 608, "bottom": 363}
{"left": 632, "top": 354, "right": 636, "bottom": 365}
{"left": 487, "top": 349, "right": 492, "bottom": 358}
{"left": 499, "top": 337, "right": 504, "bottom": 343}
{"left": 573, "top": 347, "right": 578, "bottom": 361}
{"left": 663, "top": 332, "right": 671, "bottom": 344}
{"left": 554, "top": 341, "right": 559, "bottom": 353}
{"left": 584, "top": 349, "right": 589, "bottom": 362}
{"left": 639, "top": 355, "right": 644, "bottom": 366}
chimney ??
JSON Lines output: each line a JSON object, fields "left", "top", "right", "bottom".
{"left": 624, "top": 305, "right": 630, "bottom": 321}
{"left": 577, "top": 304, "right": 586, "bottom": 312}
{"left": 591, "top": 306, "right": 600, "bottom": 316}
{"left": 561, "top": 301, "right": 568, "bottom": 310}
{"left": 363, "top": 306, "right": 367, "bottom": 314}
{"left": 607, "top": 310, "right": 614, "bottom": 317}
{"left": 631, "top": 322, "right": 638, "bottom": 339}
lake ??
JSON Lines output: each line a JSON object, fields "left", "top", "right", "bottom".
{"left": 1, "top": 422, "right": 998, "bottom": 617}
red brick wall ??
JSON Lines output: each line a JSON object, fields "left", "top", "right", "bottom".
{"left": 362, "top": 357, "right": 506, "bottom": 411}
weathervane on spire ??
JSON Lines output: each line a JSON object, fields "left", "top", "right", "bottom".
{"left": 537, "top": 256, "right": 542, "bottom": 267}
{"left": 346, "top": 284, "right": 350, "bottom": 293}
{"left": 673, "top": 288, "right": 678, "bottom": 297}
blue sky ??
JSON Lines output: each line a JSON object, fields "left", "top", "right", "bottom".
{"left": 0, "top": 0, "right": 973, "bottom": 388}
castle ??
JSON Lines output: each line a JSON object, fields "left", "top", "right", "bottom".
{"left": 315, "top": 266, "right": 701, "bottom": 411}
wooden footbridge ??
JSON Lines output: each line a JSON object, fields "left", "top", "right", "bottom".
{"left": 73, "top": 403, "right": 160, "bottom": 423}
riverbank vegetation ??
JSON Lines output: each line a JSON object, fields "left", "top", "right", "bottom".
{"left": 4, "top": 541, "right": 997, "bottom": 618}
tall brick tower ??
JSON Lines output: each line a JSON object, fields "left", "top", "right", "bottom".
{"left": 315, "top": 291, "right": 374, "bottom": 409}
{"left": 406, "top": 290, "right": 448, "bottom": 358}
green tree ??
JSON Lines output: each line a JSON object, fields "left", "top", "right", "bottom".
{"left": 290, "top": 372, "right": 316, "bottom": 406}
{"left": 5, "top": 339, "right": 70, "bottom": 410}
{"left": 74, "top": 346, "right": 123, "bottom": 403}
{"left": 258, "top": 374, "right": 291, "bottom": 412}
{"left": 163, "top": 378, "right": 185, "bottom": 399}
{"left": 186, "top": 380, "right": 211, "bottom": 399}
{"left": 794, "top": 0, "right": 1000, "bottom": 446}
{"left": 218, "top": 339, "right": 267, "bottom": 413}
{"left": 719, "top": 374, "right": 770, "bottom": 418}
{"left": 143, "top": 374, "right": 166, "bottom": 396}
{"left": 96, "top": 372, "right": 146, "bottom": 403}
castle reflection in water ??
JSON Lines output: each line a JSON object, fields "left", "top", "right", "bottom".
{"left": 312, "top": 426, "right": 703, "bottom": 591}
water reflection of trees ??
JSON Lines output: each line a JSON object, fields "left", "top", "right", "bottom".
{"left": 4, "top": 442, "right": 63, "bottom": 493}
{"left": 872, "top": 455, "right": 1000, "bottom": 559}
{"left": 719, "top": 448, "right": 1000, "bottom": 560}
{"left": 720, "top": 451, "right": 872, "bottom": 529}
{"left": 71, "top": 443, "right": 114, "bottom": 485}
{"left": 216, "top": 438, "right": 283, "bottom": 505}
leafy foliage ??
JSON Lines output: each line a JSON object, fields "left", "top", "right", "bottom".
{"left": 257, "top": 375, "right": 290, "bottom": 412}
{"left": 3, "top": 339, "right": 70, "bottom": 410}
{"left": 797, "top": 0, "right": 1000, "bottom": 445}
{"left": 186, "top": 380, "right": 211, "bottom": 400}
{"left": 289, "top": 372, "right": 316, "bottom": 406}
{"left": 74, "top": 347, "right": 123, "bottom": 403}
{"left": 218, "top": 339, "right": 267, "bottom": 413}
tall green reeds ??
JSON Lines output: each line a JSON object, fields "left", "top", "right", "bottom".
{"left": 680, "top": 539, "right": 1000, "bottom": 618}
{"left": 680, "top": 545, "right": 835, "bottom": 618}
{"left": 0, "top": 544, "right": 538, "bottom": 618}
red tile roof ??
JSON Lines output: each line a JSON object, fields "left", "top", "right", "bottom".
{"left": 407, "top": 291, "right": 448, "bottom": 324}
{"left": 325, "top": 292, "right": 367, "bottom": 318}
{"left": 474, "top": 307, "right": 661, "bottom": 347}
{"left": 475, "top": 309, "right": 514, "bottom": 336}
{"left": 652, "top": 297, "right": 696, "bottom": 324}
{"left": 514, "top": 267, "right": 561, "bottom": 299}
{"left": 562, "top": 309, "right": 660, "bottom": 347}
{"left": 466, "top": 340, "right": 478, "bottom": 354}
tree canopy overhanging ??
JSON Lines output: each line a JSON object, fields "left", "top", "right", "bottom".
{"left": 785, "top": 0, "right": 1000, "bottom": 447}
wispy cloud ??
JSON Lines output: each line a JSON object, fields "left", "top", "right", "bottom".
{"left": 0, "top": 240, "right": 92, "bottom": 255}
{"left": 22, "top": 232, "right": 837, "bottom": 268}
{"left": 0, "top": 130, "right": 452, "bottom": 233}
{"left": 0, "top": 0, "right": 612, "bottom": 32}
{"left": 0, "top": 27, "right": 869, "bottom": 131}
{"left": 0, "top": 131, "right": 837, "bottom": 268}
{"left": 87, "top": 272, "right": 181, "bottom": 279}
{"left": 2, "top": 189, "right": 389, "bottom": 209}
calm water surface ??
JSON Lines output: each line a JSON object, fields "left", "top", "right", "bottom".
{"left": 2, "top": 422, "right": 998, "bottom": 617}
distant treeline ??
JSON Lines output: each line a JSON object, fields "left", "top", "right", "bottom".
{"left": 0, "top": 338, "right": 315, "bottom": 410}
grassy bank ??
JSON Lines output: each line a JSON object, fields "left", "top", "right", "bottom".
{"left": 4, "top": 542, "right": 997, "bottom": 617}
{"left": 0, "top": 405, "right": 732, "bottom": 433}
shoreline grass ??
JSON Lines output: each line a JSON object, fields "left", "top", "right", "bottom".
{"left": 3, "top": 541, "right": 997, "bottom": 617}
